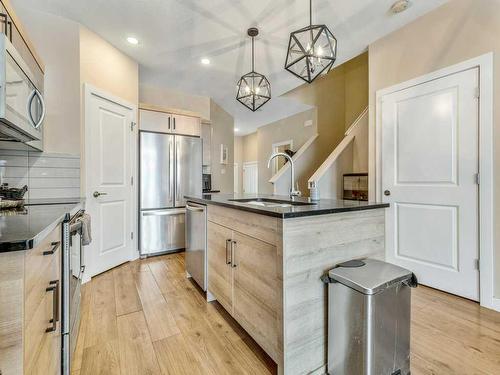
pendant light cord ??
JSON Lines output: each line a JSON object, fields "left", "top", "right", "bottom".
{"left": 251, "top": 36, "right": 255, "bottom": 72}
{"left": 309, "top": 0, "right": 312, "bottom": 26}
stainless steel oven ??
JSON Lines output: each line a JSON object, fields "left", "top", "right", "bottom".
{"left": 61, "top": 210, "right": 85, "bottom": 375}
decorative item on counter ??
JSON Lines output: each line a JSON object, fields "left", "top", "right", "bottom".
{"left": 236, "top": 27, "right": 271, "bottom": 111}
{"left": 310, "top": 185, "right": 320, "bottom": 201}
{"left": 0, "top": 184, "right": 28, "bottom": 200}
{"left": 343, "top": 173, "right": 368, "bottom": 201}
{"left": 285, "top": 0, "right": 337, "bottom": 83}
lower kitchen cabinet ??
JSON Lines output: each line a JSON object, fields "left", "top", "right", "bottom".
{"left": 207, "top": 221, "right": 279, "bottom": 362}
{"left": 0, "top": 225, "right": 61, "bottom": 375}
{"left": 232, "top": 231, "right": 278, "bottom": 360}
{"left": 207, "top": 221, "right": 233, "bottom": 313}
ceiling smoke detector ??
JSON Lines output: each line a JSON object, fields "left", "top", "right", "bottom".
{"left": 390, "top": 0, "right": 411, "bottom": 14}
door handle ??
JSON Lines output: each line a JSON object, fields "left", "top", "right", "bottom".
{"left": 384, "top": 190, "right": 391, "bottom": 196}
{"left": 231, "top": 240, "right": 237, "bottom": 268}
{"left": 93, "top": 191, "right": 108, "bottom": 198}
{"left": 43, "top": 241, "right": 60, "bottom": 256}
{"left": 173, "top": 117, "right": 176, "bottom": 131}
{"left": 225, "top": 239, "right": 231, "bottom": 265}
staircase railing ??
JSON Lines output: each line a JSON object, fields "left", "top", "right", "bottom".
{"left": 307, "top": 107, "right": 368, "bottom": 197}
{"left": 269, "top": 133, "right": 319, "bottom": 195}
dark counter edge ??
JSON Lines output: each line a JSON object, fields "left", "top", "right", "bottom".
{"left": 0, "top": 200, "right": 84, "bottom": 253}
{"left": 185, "top": 196, "right": 389, "bottom": 219}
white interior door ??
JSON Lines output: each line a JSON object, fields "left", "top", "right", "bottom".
{"left": 243, "top": 162, "right": 258, "bottom": 194}
{"left": 381, "top": 67, "right": 479, "bottom": 301}
{"left": 86, "top": 88, "right": 135, "bottom": 277}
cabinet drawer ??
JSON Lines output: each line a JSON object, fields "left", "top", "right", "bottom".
{"left": 207, "top": 205, "right": 278, "bottom": 246}
{"left": 25, "top": 227, "right": 61, "bottom": 326}
{"left": 24, "top": 271, "right": 59, "bottom": 375}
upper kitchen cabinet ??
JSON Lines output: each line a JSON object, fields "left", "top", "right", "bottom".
{"left": 139, "top": 108, "right": 201, "bottom": 136}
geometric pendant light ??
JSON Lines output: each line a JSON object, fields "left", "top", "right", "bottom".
{"left": 236, "top": 27, "right": 271, "bottom": 112}
{"left": 285, "top": 0, "right": 337, "bottom": 83}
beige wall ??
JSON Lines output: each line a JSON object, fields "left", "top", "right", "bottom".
{"left": 78, "top": 26, "right": 139, "bottom": 194}
{"left": 80, "top": 26, "right": 139, "bottom": 106}
{"left": 139, "top": 85, "right": 211, "bottom": 121}
{"left": 210, "top": 100, "right": 234, "bottom": 193}
{"left": 367, "top": 0, "right": 500, "bottom": 297}
{"left": 278, "top": 52, "right": 369, "bottom": 195}
{"left": 12, "top": 6, "right": 81, "bottom": 155}
{"left": 242, "top": 132, "right": 258, "bottom": 163}
{"left": 257, "top": 109, "right": 316, "bottom": 194}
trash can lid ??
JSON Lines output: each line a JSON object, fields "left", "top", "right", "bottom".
{"left": 328, "top": 259, "right": 413, "bottom": 295}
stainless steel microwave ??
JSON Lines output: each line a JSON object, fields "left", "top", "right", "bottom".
{"left": 0, "top": 34, "right": 45, "bottom": 147}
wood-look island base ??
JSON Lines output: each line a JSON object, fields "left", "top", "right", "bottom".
{"left": 205, "top": 203, "right": 386, "bottom": 375}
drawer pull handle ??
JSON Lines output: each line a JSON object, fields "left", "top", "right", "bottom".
{"left": 231, "top": 241, "right": 237, "bottom": 268}
{"left": 45, "top": 280, "right": 59, "bottom": 332}
{"left": 43, "top": 241, "right": 60, "bottom": 256}
{"left": 225, "top": 239, "right": 232, "bottom": 265}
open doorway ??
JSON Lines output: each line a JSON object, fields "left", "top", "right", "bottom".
{"left": 271, "top": 140, "right": 293, "bottom": 175}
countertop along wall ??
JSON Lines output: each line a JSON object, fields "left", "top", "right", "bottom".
{"left": 367, "top": 0, "right": 500, "bottom": 298}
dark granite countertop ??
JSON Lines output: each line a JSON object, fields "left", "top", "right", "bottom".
{"left": 185, "top": 194, "right": 389, "bottom": 219}
{"left": 0, "top": 198, "right": 84, "bottom": 253}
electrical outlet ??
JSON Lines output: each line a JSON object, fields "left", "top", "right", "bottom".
{"left": 304, "top": 119, "right": 313, "bottom": 127}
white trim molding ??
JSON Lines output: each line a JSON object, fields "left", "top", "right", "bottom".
{"left": 375, "top": 53, "right": 496, "bottom": 311}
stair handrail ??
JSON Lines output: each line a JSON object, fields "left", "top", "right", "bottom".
{"left": 308, "top": 107, "right": 368, "bottom": 188}
{"left": 269, "top": 133, "right": 319, "bottom": 184}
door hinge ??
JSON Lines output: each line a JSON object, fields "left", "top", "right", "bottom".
{"left": 475, "top": 173, "right": 480, "bottom": 185}
{"left": 131, "top": 121, "right": 136, "bottom": 131}
{"left": 474, "top": 87, "right": 480, "bottom": 99}
{"left": 474, "top": 258, "right": 480, "bottom": 270}
{"left": 131, "top": 232, "right": 134, "bottom": 240}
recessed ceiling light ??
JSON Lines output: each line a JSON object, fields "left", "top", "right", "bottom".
{"left": 390, "top": 0, "right": 411, "bottom": 14}
{"left": 127, "top": 37, "right": 139, "bottom": 45}
{"left": 234, "top": 128, "right": 239, "bottom": 132}
{"left": 201, "top": 58, "right": 210, "bottom": 65}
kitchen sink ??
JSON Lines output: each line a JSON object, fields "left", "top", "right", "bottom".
{"left": 229, "top": 198, "right": 315, "bottom": 208}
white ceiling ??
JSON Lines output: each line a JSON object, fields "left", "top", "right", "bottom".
{"left": 14, "top": 0, "right": 447, "bottom": 135}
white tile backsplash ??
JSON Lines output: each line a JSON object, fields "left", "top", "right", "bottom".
{"left": 0, "top": 150, "right": 80, "bottom": 200}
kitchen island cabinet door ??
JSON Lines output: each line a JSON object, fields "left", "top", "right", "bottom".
{"left": 207, "top": 221, "right": 233, "bottom": 313}
{"left": 232, "top": 232, "right": 279, "bottom": 362}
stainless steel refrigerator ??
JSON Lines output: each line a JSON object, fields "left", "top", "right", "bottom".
{"left": 139, "top": 131, "right": 202, "bottom": 256}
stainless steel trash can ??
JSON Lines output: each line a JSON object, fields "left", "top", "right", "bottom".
{"left": 323, "top": 259, "right": 417, "bottom": 375}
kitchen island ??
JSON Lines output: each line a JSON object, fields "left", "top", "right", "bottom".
{"left": 185, "top": 194, "right": 389, "bottom": 375}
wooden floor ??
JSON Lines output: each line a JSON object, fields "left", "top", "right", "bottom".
{"left": 73, "top": 252, "right": 500, "bottom": 375}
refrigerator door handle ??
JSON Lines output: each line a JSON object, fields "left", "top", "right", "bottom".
{"left": 169, "top": 136, "right": 174, "bottom": 205}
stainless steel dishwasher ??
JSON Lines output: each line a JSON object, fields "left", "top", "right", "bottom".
{"left": 185, "top": 201, "right": 207, "bottom": 290}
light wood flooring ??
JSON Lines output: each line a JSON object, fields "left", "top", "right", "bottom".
{"left": 73, "top": 252, "right": 500, "bottom": 375}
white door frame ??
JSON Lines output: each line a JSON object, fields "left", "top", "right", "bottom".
{"left": 234, "top": 163, "right": 239, "bottom": 194}
{"left": 375, "top": 53, "right": 495, "bottom": 310}
{"left": 83, "top": 83, "right": 138, "bottom": 282}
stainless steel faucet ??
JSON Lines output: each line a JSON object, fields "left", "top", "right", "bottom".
{"left": 267, "top": 152, "right": 301, "bottom": 200}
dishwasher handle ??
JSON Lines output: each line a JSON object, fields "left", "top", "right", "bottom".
{"left": 186, "top": 203, "right": 205, "bottom": 212}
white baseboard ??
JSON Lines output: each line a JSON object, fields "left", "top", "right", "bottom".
{"left": 490, "top": 297, "right": 500, "bottom": 312}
